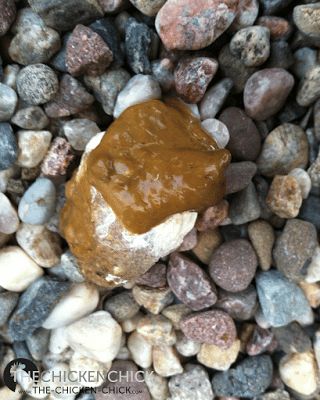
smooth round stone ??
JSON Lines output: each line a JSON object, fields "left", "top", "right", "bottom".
{"left": 197, "top": 340, "right": 240, "bottom": 371}
{"left": 220, "top": 107, "right": 261, "bottom": 161}
{"left": 209, "top": 239, "right": 257, "bottom": 292}
{"left": 243, "top": 68, "right": 294, "bottom": 120}
{"left": 0, "top": 291, "right": 19, "bottom": 326}
{"left": 199, "top": 78, "right": 233, "bottom": 120}
{"left": 0, "top": 246, "right": 43, "bottom": 292}
{"left": 257, "top": 123, "right": 308, "bottom": 176}
{"left": 230, "top": 26, "right": 270, "bottom": 67}
{"left": 229, "top": 182, "right": 261, "bottom": 225}
{"left": 0, "top": 83, "right": 17, "bottom": 121}
{"left": 18, "top": 178, "right": 56, "bottom": 225}
{"left": 11, "top": 106, "right": 49, "bottom": 130}
{"left": 201, "top": 119, "right": 229, "bottom": 148}
{"left": 248, "top": 220, "right": 274, "bottom": 271}
{"left": 0, "top": 0, "right": 16, "bottom": 36}
{"left": 155, "top": 0, "right": 238, "bottom": 50}
{"left": 128, "top": 331, "right": 152, "bottom": 368}
{"left": 225, "top": 161, "right": 257, "bottom": 194}
{"left": 0, "top": 192, "right": 19, "bottom": 234}
{"left": 296, "top": 66, "right": 320, "bottom": 107}
{"left": 129, "top": 0, "right": 166, "bottom": 16}
{"left": 231, "top": 0, "right": 259, "bottom": 30}
{"left": 0, "top": 122, "right": 18, "bottom": 170}
{"left": 293, "top": 4, "right": 320, "bottom": 38}
{"left": 61, "top": 119, "right": 100, "bottom": 151}
{"left": 16, "top": 64, "right": 59, "bottom": 105}
{"left": 180, "top": 310, "right": 237, "bottom": 348}
{"left": 17, "top": 130, "right": 52, "bottom": 168}
{"left": 257, "top": 16, "right": 292, "bottom": 40}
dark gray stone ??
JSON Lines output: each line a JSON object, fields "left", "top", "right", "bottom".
{"left": 50, "top": 33, "right": 70, "bottom": 73}
{"left": 229, "top": 182, "right": 261, "bottom": 225}
{"left": 299, "top": 195, "right": 320, "bottom": 230}
{"left": 0, "top": 122, "right": 18, "bottom": 170}
{"left": 0, "top": 291, "right": 19, "bottom": 326}
{"left": 225, "top": 162, "right": 257, "bottom": 195}
{"left": 272, "top": 322, "right": 312, "bottom": 354}
{"left": 11, "top": 106, "right": 49, "bottom": 130}
{"left": 26, "top": 328, "right": 50, "bottom": 361}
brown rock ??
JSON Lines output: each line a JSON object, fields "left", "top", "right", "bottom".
{"left": 181, "top": 309, "right": 237, "bottom": 348}
{"left": 155, "top": 0, "right": 238, "bottom": 50}
{"left": 196, "top": 201, "right": 229, "bottom": 231}
{"left": 41, "top": 137, "right": 74, "bottom": 178}
{"left": 257, "top": 16, "right": 292, "bottom": 40}
{"left": 243, "top": 68, "right": 294, "bottom": 120}
{"left": 167, "top": 252, "right": 217, "bottom": 310}
{"left": 192, "top": 229, "right": 222, "bottom": 264}
{"left": 209, "top": 239, "right": 258, "bottom": 292}
{"left": 135, "top": 263, "right": 167, "bottom": 288}
{"left": 0, "top": 0, "right": 16, "bottom": 36}
{"left": 174, "top": 57, "right": 218, "bottom": 103}
{"left": 248, "top": 220, "right": 274, "bottom": 271}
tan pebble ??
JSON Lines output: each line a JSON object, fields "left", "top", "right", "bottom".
{"left": 152, "top": 345, "right": 183, "bottom": 377}
{"left": 137, "top": 314, "right": 176, "bottom": 346}
{"left": 248, "top": 220, "right": 274, "bottom": 271}
{"left": 161, "top": 304, "right": 192, "bottom": 330}
{"left": 197, "top": 339, "right": 240, "bottom": 370}
{"left": 127, "top": 331, "right": 153, "bottom": 368}
{"left": 299, "top": 282, "right": 320, "bottom": 308}
{"left": 132, "top": 285, "right": 174, "bottom": 314}
{"left": 192, "top": 229, "right": 222, "bottom": 264}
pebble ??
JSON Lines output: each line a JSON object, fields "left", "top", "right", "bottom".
{"left": 18, "top": 178, "right": 56, "bottom": 225}
{"left": 92, "top": 0, "right": 125, "bottom": 13}
{"left": 308, "top": 148, "right": 320, "bottom": 189}
{"left": 192, "top": 229, "right": 222, "bottom": 264}
{"left": 256, "top": 270, "right": 312, "bottom": 327}
{"left": 50, "top": 33, "right": 69, "bottom": 73}
{"left": 167, "top": 252, "right": 217, "bottom": 310}
{"left": 66, "top": 310, "right": 122, "bottom": 363}
{"left": 260, "top": 0, "right": 292, "bottom": 14}
{"left": 209, "top": 239, "right": 257, "bottom": 292}
{"left": 70, "top": 352, "right": 110, "bottom": 388}
{"left": 174, "top": 57, "right": 218, "bottom": 104}
{"left": 0, "top": 123, "right": 18, "bottom": 170}
{"left": 0, "top": 291, "right": 19, "bottom": 326}
{"left": 198, "top": 340, "right": 240, "bottom": 371}
{"left": 125, "top": 18, "right": 152, "bottom": 74}
{"left": 132, "top": 285, "right": 173, "bottom": 314}
{"left": 8, "top": 276, "right": 70, "bottom": 340}
{"left": 54, "top": 250, "right": 84, "bottom": 283}
{"left": 144, "top": 368, "right": 169, "bottom": 400}
{"left": 2, "top": 64, "right": 20, "bottom": 89}
{"left": 215, "top": 285, "right": 258, "bottom": 320}
{"left": 266, "top": 175, "right": 302, "bottom": 219}
{"left": 153, "top": 345, "right": 183, "bottom": 377}
{"left": 175, "top": 331, "right": 201, "bottom": 357}
{"left": 305, "top": 245, "right": 320, "bottom": 283}
{"left": 11, "top": 106, "right": 49, "bottom": 130}
{"left": 0, "top": 0, "right": 16, "bottom": 36}
{"left": 230, "top": 26, "right": 270, "bottom": 67}
{"left": 151, "top": 58, "right": 175, "bottom": 92}
{"left": 244, "top": 68, "right": 294, "bottom": 120}
{"left": 104, "top": 291, "right": 140, "bottom": 322}
{"left": 201, "top": 119, "right": 230, "bottom": 148}
{"left": 292, "top": 47, "right": 317, "bottom": 79}
{"left": 0, "top": 246, "right": 43, "bottom": 292}
{"left": 199, "top": 78, "right": 233, "bottom": 120}
{"left": 16, "top": 130, "right": 52, "bottom": 168}
{"left": 296, "top": 66, "right": 320, "bottom": 107}
{"left": 155, "top": 0, "right": 238, "bottom": 50}
{"left": 257, "top": 16, "right": 291, "bottom": 40}
{"left": 231, "top": 0, "right": 259, "bottom": 30}
{"left": 66, "top": 24, "right": 113, "bottom": 77}
{"left": 41, "top": 137, "right": 74, "bottom": 178}
{"left": 0, "top": 193, "right": 19, "bottom": 234}
{"left": 26, "top": 327, "right": 50, "bottom": 361}
{"left": 248, "top": 220, "right": 274, "bottom": 271}
{"left": 300, "top": 281, "right": 320, "bottom": 308}
{"left": 196, "top": 201, "right": 228, "bottom": 231}
{"left": 129, "top": 0, "right": 166, "bottom": 16}
{"left": 279, "top": 351, "right": 318, "bottom": 396}
{"left": 61, "top": 119, "right": 100, "bottom": 151}
{"left": 225, "top": 162, "right": 257, "bottom": 195}
{"left": 212, "top": 355, "right": 273, "bottom": 397}
{"left": 272, "top": 322, "right": 311, "bottom": 354}
{"left": 16, "top": 64, "right": 58, "bottom": 106}
{"left": 299, "top": 195, "right": 320, "bottom": 230}
{"left": 169, "top": 364, "right": 214, "bottom": 400}
{"left": 293, "top": 4, "right": 320, "bottom": 38}
{"left": 246, "top": 325, "right": 275, "bottom": 355}
{"left": 45, "top": 74, "right": 94, "bottom": 118}
{"left": 137, "top": 314, "right": 176, "bottom": 346}
{"left": 229, "top": 182, "right": 261, "bottom": 224}
{"left": 288, "top": 168, "right": 311, "bottom": 199}
{"left": 135, "top": 263, "right": 167, "bottom": 288}
{"left": 220, "top": 107, "right": 261, "bottom": 161}
{"left": 161, "top": 303, "right": 191, "bottom": 330}
{"left": 127, "top": 331, "right": 152, "bottom": 368}
{"left": 113, "top": 74, "right": 161, "bottom": 118}
{"left": 28, "top": 0, "right": 103, "bottom": 31}
{"left": 266, "top": 41, "right": 293, "bottom": 70}
{"left": 181, "top": 309, "right": 237, "bottom": 348}
{"left": 0, "top": 84, "right": 17, "bottom": 122}
{"left": 257, "top": 123, "right": 308, "bottom": 176}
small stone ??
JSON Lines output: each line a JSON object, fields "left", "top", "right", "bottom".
{"left": 192, "top": 229, "right": 222, "bottom": 264}
{"left": 181, "top": 310, "right": 237, "bottom": 348}
{"left": 0, "top": 0, "right": 16, "bottom": 36}
{"left": 155, "top": 0, "right": 238, "bottom": 50}
{"left": 121, "top": 311, "right": 143, "bottom": 333}
{"left": 212, "top": 355, "right": 273, "bottom": 397}
{"left": 257, "top": 16, "right": 291, "bottom": 40}
{"left": 256, "top": 270, "right": 312, "bottom": 327}
{"left": 113, "top": 74, "right": 161, "bottom": 118}
{"left": 70, "top": 352, "right": 110, "bottom": 388}
{"left": 169, "top": 364, "right": 213, "bottom": 400}
{"left": 151, "top": 58, "right": 175, "bottom": 92}
{"left": 266, "top": 41, "right": 293, "bottom": 70}
{"left": 66, "top": 24, "right": 113, "bottom": 77}
{"left": 167, "top": 253, "right": 217, "bottom": 311}
{"left": 196, "top": 201, "right": 229, "bottom": 231}
{"left": 292, "top": 47, "right": 317, "bottom": 79}
{"left": 274, "top": 219, "right": 317, "bottom": 282}
{"left": 153, "top": 345, "right": 183, "bottom": 377}
{"left": 297, "top": 66, "right": 320, "bottom": 107}
{"left": 248, "top": 220, "right": 274, "bottom": 271}
{"left": 26, "top": 328, "right": 50, "bottom": 361}
{"left": 257, "top": 123, "right": 308, "bottom": 176}
{"left": 272, "top": 322, "right": 311, "bottom": 354}
{"left": 66, "top": 310, "right": 122, "bottom": 363}
{"left": 220, "top": 107, "right": 261, "bottom": 161}
{"left": 135, "top": 263, "right": 167, "bottom": 288}
{"left": 61, "top": 119, "right": 100, "bottom": 151}
{"left": 0, "top": 123, "right": 18, "bottom": 170}
{"left": 2, "top": 64, "right": 20, "bottom": 90}
{"left": 215, "top": 285, "right": 258, "bottom": 320}
{"left": 41, "top": 137, "right": 74, "bottom": 178}
{"left": 0, "top": 291, "right": 19, "bottom": 326}
{"left": 11, "top": 106, "right": 49, "bottom": 130}
{"left": 132, "top": 285, "right": 173, "bottom": 314}
{"left": 293, "top": 4, "right": 320, "bottom": 38}
{"left": 0, "top": 246, "right": 43, "bottom": 292}
{"left": 288, "top": 168, "right": 311, "bottom": 199}
{"left": 244, "top": 68, "right": 294, "bottom": 120}
{"left": 16, "top": 130, "right": 52, "bottom": 168}
{"left": 308, "top": 148, "right": 320, "bottom": 189}
{"left": 279, "top": 351, "right": 318, "bottom": 396}
{"left": 45, "top": 74, "right": 94, "bottom": 118}
{"left": 58, "top": 250, "right": 85, "bottom": 283}
{"left": 129, "top": 0, "right": 166, "bottom": 16}
{"left": 127, "top": 331, "right": 152, "bottom": 368}
{"left": 260, "top": 0, "right": 292, "bottom": 14}
{"left": 231, "top": 0, "right": 259, "bottom": 30}
{"left": 18, "top": 178, "right": 56, "bottom": 225}
{"left": 162, "top": 304, "right": 192, "bottom": 330}
{"left": 137, "top": 314, "right": 176, "bottom": 346}
{"left": 144, "top": 368, "right": 169, "bottom": 400}
{"left": 28, "top": 0, "right": 103, "bottom": 31}
{"left": 8, "top": 276, "right": 70, "bottom": 340}
{"left": 0, "top": 84, "right": 17, "bottom": 122}
{"left": 230, "top": 26, "right": 270, "bottom": 67}
{"left": 104, "top": 291, "right": 140, "bottom": 322}
{"left": 225, "top": 162, "right": 257, "bottom": 195}
{"left": 175, "top": 331, "right": 201, "bottom": 357}
{"left": 229, "top": 182, "right": 261, "bottom": 225}
{"left": 0, "top": 193, "right": 19, "bottom": 234}
{"left": 197, "top": 339, "right": 240, "bottom": 370}
{"left": 300, "top": 281, "right": 320, "bottom": 308}
{"left": 174, "top": 57, "right": 218, "bottom": 104}
{"left": 199, "top": 78, "right": 233, "bottom": 120}
{"left": 246, "top": 326, "right": 275, "bottom": 355}
{"left": 299, "top": 195, "right": 320, "bottom": 230}
{"left": 201, "top": 119, "right": 229, "bottom": 148}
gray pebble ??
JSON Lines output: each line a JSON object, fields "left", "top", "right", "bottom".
{"left": 26, "top": 327, "right": 50, "bottom": 360}
{"left": 0, "top": 122, "right": 18, "bottom": 171}
{"left": 297, "top": 66, "right": 320, "bottom": 107}
{"left": 199, "top": 78, "right": 233, "bottom": 120}
{"left": 62, "top": 119, "right": 100, "bottom": 151}
{"left": 292, "top": 47, "right": 317, "bottom": 79}
{"left": 2, "top": 64, "right": 20, "bottom": 90}
{"left": 293, "top": 3, "right": 320, "bottom": 38}
{"left": 50, "top": 33, "right": 70, "bottom": 73}
{"left": 299, "top": 195, "right": 320, "bottom": 230}
{"left": 151, "top": 58, "right": 174, "bottom": 92}
{"left": 53, "top": 250, "right": 85, "bottom": 283}
{"left": 11, "top": 7, "right": 45, "bottom": 33}
{"left": 229, "top": 182, "right": 261, "bottom": 225}
{"left": 0, "top": 291, "right": 19, "bottom": 326}
{"left": 266, "top": 41, "right": 293, "bottom": 70}
{"left": 0, "top": 84, "right": 17, "bottom": 121}
{"left": 272, "top": 322, "right": 311, "bottom": 354}
{"left": 225, "top": 161, "right": 257, "bottom": 194}
{"left": 11, "top": 106, "right": 49, "bottom": 130}
{"left": 18, "top": 177, "right": 56, "bottom": 225}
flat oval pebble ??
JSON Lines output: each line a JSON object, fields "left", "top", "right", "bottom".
{"left": 167, "top": 252, "right": 217, "bottom": 311}
{"left": 209, "top": 239, "right": 258, "bottom": 292}
{"left": 180, "top": 309, "right": 237, "bottom": 348}
{"left": 0, "top": 122, "right": 18, "bottom": 170}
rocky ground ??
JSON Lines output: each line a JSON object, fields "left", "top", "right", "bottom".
{"left": 0, "top": 0, "right": 320, "bottom": 399}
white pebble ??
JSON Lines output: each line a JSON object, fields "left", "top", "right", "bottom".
{"left": 0, "top": 192, "right": 19, "bottom": 234}
{"left": 289, "top": 168, "right": 312, "bottom": 199}
{"left": 144, "top": 368, "right": 169, "bottom": 400}
{"left": 201, "top": 118, "right": 230, "bottom": 148}
{"left": 175, "top": 331, "right": 201, "bottom": 357}
{"left": 49, "top": 327, "right": 69, "bottom": 354}
{"left": 152, "top": 345, "right": 183, "bottom": 377}
{"left": 127, "top": 331, "right": 153, "bottom": 368}
{"left": 62, "top": 119, "right": 100, "bottom": 151}
{"left": 0, "top": 246, "right": 43, "bottom": 292}
{"left": 17, "top": 130, "right": 52, "bottom": 168}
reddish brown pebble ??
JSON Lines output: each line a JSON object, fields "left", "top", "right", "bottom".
{"left": 246, "top": 326, "right": 276, "bottom": 356}
{"left": 135, "top": 263, "right": 167, "bottom": 288}
{"left": 155, "top": 0, "right": 238, "bottom": 50}
{"left": 66, "top": 24, "right": 113, "bottom": 77}
{"left": 180, "top": 309, "right": 237, "bottom": 348}
{"left": 41, "top": 137, "right": 74, "bottom": 178}
{"left": 243, "top": 68, "right": 294, "bottom": 121}
{"left": 209, "top": 239, "right": 257, "bottom": 292}
{"left": 174, "top": 57, "right": 218, "bottom": 103}
{"left": 167, "top": 252, "right": 217, "bottom": 311}
{"left": 196, "top": 201, "right": 229, "bottom": 231}
{"left": 257, "top": 16, "right": 292, "bottom": 40}
{"left": 0, "top": 0, "right": 16, "bottom": 36}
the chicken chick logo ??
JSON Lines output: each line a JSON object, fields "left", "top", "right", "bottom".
{"left": 3, "top": 358, "right": 38, "bottom": 392}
